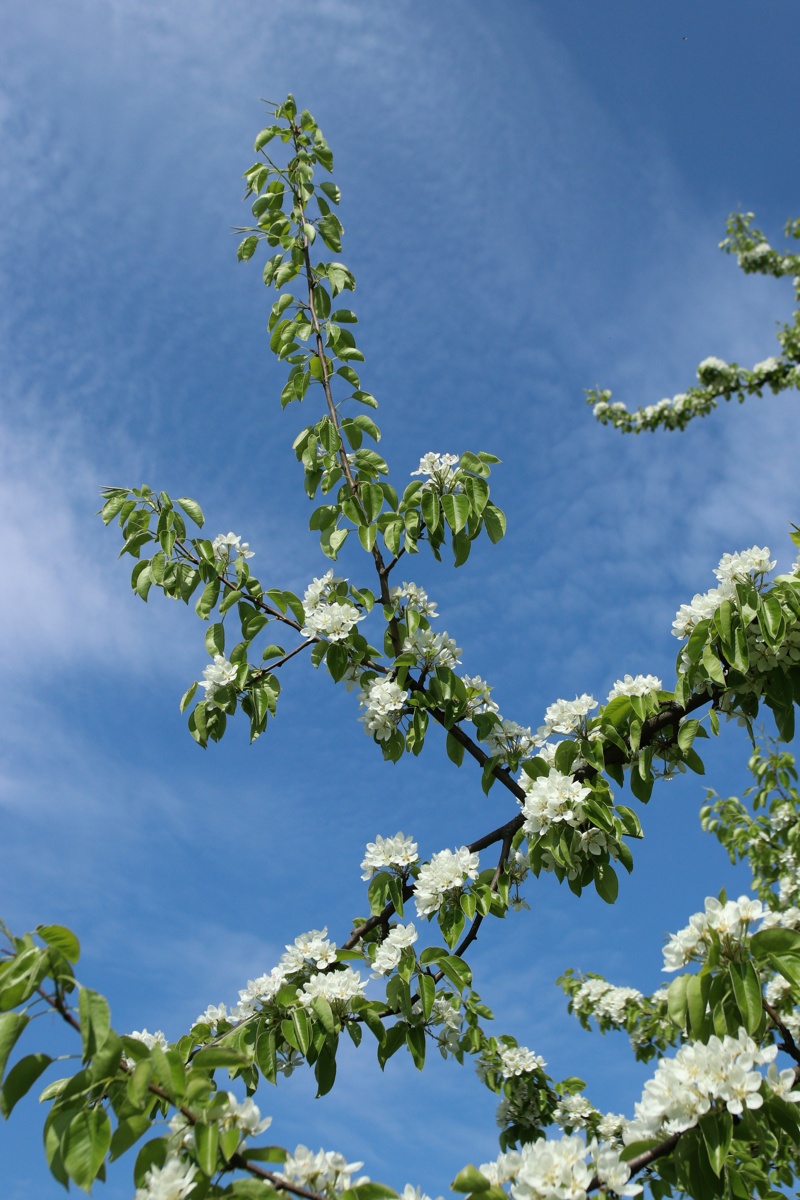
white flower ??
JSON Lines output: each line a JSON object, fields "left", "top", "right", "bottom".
{"left": 199, "top": 654, "right": 237, "bottom": 701}
{"left": 279, "top": 1144, "right": 369, "bottom": 1192}
{"left": 414, "top": 847, "right": 480, "bottom": 917}
{"left": 127, "top": 1028, "right": 168, "bottom": 1052}
{"left": 498, "top": 1043, "right": 547, "bottom": 1078}
{"left": 361, "top": 833, "right": 419, "bottom": 879}
{"left": 298, "top": 967, "right": 367, "bottom": 1011}
{"left": 301, "top": 600, "right": 364, "bottom": 642}
{"left": 193, "top": 1003, "right": 227, "bottom": 1028}
{"left": 535, "top": 695, "right": 597, "bottom": 744}
{"left": 553, "top": 1094, "right": 596, "bottom": 1130}
{"left": 462, "top": 675, "right": 499, "bottom": 716}
{"left": 221, "top": 1092, "right": 272, "bottom": 1138}
{"left": 282, "top": 928, "right": 337, "bottom": 972}
{"left": 520, "top": 770, "right": 591, "bottom": 838}
{"left": 672, "top": 582, "right": 736, "bottom": 639}
{"left": 401, "top": 1187, "right": 443, "bottom": 1200}
{"left": 478, "top": 1151, "right": 522, "bottom": 1185}
{"left": 212, "top": 532, "right": 254, "bottom": 561}
{"left": 697, "top": 356, "right": 733, "bottom": 382}
{"left": 714, "top": 546, "right": 776, "bottom": 585}
{"left": 754, "top": 356, "right": 781, "bottom": 375}
{"left": 372, "top": 923, "right": 418, "bottom": 975}
{"left": 512, "top": 1134, "right": 593, "bottom": 1199}
{"left": 134, "top": 1153, "right": 197, "bottom": 1200}
{"left": 607, "top": 674, "right": 662, "bottom": 702}
{"left": 403, "top": 628, "right": 461, "bottom": 669}
{"left": 484, "top": 718, "right": 536, "bottom": 761}
{"left": 766, "top": 1063, "right": 800, "bottom": 1102}
{"left": 303, "top": 570, "right": 343, "bottom": 611}
{"left": 237, "top": 965, "right": 289, "bottom": 1009}
{"left": 623, "top": 1029, "right": 776, "bottom": 1143}
{"left": 358, "top": 677, "right": 409, "bottom": 741}
{"left": 411, "top": 452, "right": 460, "bottom": 484}
{"left": 391, "top": 582, "right": 438, "bottom": 618}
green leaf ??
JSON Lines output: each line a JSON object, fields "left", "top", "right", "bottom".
{"left": 0, "top": 1014, "right": 28, "bottom": 1084}
{"left": 417, "top": 973, "right": 435, "bottom": 1022}
{"left": 0, "top": 1052, "right": 51, "bottom": 1117}
{"left": 452, "top": 1165, "right": 492, "bottom": 1193}
{"left": 175, "top": 498, "right": 204, "bottom": 528}
{"left": 311, "top": 995, "right": 336, "bottom": 1035}
{"left": 237, "top": 235, "right": 259, "bottom": 262}
{"left": 751, "top": 928, "right": 800, "bottom": 958}
{"left": 195, "top": 1122, "right": 220, "bottom": 1177}
{"left": 205, "top": 622, "right": 225, "bottom": 656}
{"left": 446, "top": 732, "right": 465, "bottom": 766}
{"left": 219, "top": 588, "right": 243, "bottom": 615}
{"left": 593, "top": 862, "right": 618, "bottom": 904}
{"left": 62, "top": 1108, "right": 111, "bottom": 1192}
{"left": 441, "top": 493, "right": 470, "bottom": 534}
{"left": 78, "top": 988, "right": 111, "bottom": 1062}
{"left": 195, "top": 579, "right": 220, "bottom": 621}
{"left": 339, "top": 1186, "right": 399, "bottom": 1200}
{"left": 483, "top": 503, "right": 506, "bottom": 543}
{"left": 667, "top": 975, "right": 689, "bottom": 1028}
{"left": 699, "top": 1110, "right": 732, "bottom": 1177}
{"left": 36, "top": 925, "right": 80, "bottom": 963}
{"left": 687, "top": 973, "right": 712, "bottom": 1039}
{"left": 728, "top": 961, "right": 763, "bottom": 1034}
{"left": 191, "top": 1046, "right": 249, "bottom": 1069}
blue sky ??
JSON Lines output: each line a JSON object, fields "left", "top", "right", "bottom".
{"left": 1, "top": 2, "right": 799, "bottom": 1196}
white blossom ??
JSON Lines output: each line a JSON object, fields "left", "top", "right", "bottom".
{"left": 282, "top": 928, "right": 338, "bottom": 972}
{"left": 411, "top": 452, "right": 460, "bottom": 484}
{"left": 279, "top": 1144, "right": 369, "bottom": 1194}
{"left": 535, "top": 695, "right": 597, "bottom": 744}
{"left": 361, "top": 832, "right": 419, "bottom": 879}
{"left": 358, "top": 677, "right": 408, "bottom": 741}
{"left": 484, "top": 718, "right": 537, "bottom": 761}
{"left": 302, "top": 600, "right": 364, "bottom": 642}
{"left": 403, "top": 628, "right": 461, "bottom": 670}
{"left": 607, "top": 674, "right": 662, "bottom": 701}
{"left": 624, "top": 1028, "right": 776, "bottom": 1143}
{"left": 371, "top": 923, "right": 418, "bottom": 975}
{"left": 303, "top": 570, "right": 343, "bottom": 611}
{"left": 390, "top": 582, "right": 438, "bottom": 618}
{"left": 754, "top": 355, "right": 781, "bottom": 375}
{"left": 553, "top": 1094, "right": 596, "bottom": 1131}
{"left": 714, "top": 546, "right": 776, "bottom": 585}
{"left": 212, "top": 531, "right": 254, "bottom": 561}
{"left": 520, "top": 770, "right": 591, "bottom": 838}
{"left": 298, "top": 967, "right": 367, "bottom": 1012}
{"left": 462, "top": 674, "right": 499, "bottom": 716}
{"left": 193, "top": 1003, "right": 227, "bottom": 1028}
{"left": 127, "top": 1028, "right": 168, "bottom": 1052}
{"left": 199, "top": 654, "right": 237, "bottom": 701}
{"left": 662, "top": 895, "right": 763, "bottom": 972}
{"left": 134, "top": 1154, "right": 197, "bottom": 1200}
{"left": 221, "top": 1092, "right": 272, "bottom": 1138}
{"left": 498, "top": 1043, "right": 547, "bottom": 1078}
{"left": 672, "top": 583, "right": 735, "bottom": 640}
{"left": 766, "top": 1062, "right": 800, "bottom": 1102}
{"left": 414, "top": 847, "right": 480, "bottom": 917}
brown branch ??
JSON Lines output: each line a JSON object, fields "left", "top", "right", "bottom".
{"left": 587, "top": 1131, "right": 682, "bottom": 1193}
{"left": 763, "top": 997, "right": 800, "bottom": 1064}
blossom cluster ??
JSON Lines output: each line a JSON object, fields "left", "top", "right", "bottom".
{"left": 211, "top": 531, "right": 254, "bottom": 562}
{"left": 662, "top": 894, "right": 763, "bottom": 972}
{"left": 462, "top": 674, "right": 499, "bottom": 717}
{"left": 301, "top": 569, "right": 363, "bottom": 642}
{"left": 671, "top": 545, "right": 776, "bottom": 640}
{"left": 360, "top": 832, "right": 419, "bottom": 879}
{"left": 298, "top": 966, "right": 367, "bottom": 1012}
{"left": 403, "top": 628, "right": 461, "bottom": 670}
{"left": 358, "top": 677, "right": 409, "bottom": 741}
{"left": 497, "top": 1043, "right": 547, "bottom": 1078}
{"left": 478, "top": 1134, "right": 640, "bottom": 1199}
{"left": 278, "top": 1144, "right": 369, "bottom": 1195}
{"left": 411, "top": 452, "right": 460, "bottom": 486}
{"left": 520, "top": 770, "right": 591, "bottom": 838}
{"left": 199, "top": 654, "right": 237, "bottom": 703}
{"left": 414, "top": 846, "right": 480, "bottom": 917}
{"left": 390, "top": 581, "right": 438, "bottom": 618}
{"left": 534, "top": 695, "right": 597, "bottom": 745}
{"left": 623, "top": 1029, "right": 789, "bottom": 1142}
{"left": 134, "top": 1154, "right": 198, "bottom": 1200}
{"left": 484, "top": 718, "right": 537, "bottom": 763}
{"left": 572, "top": 977, "right": 644, "bottom": 1025}
{"left": 371, "top": 923, "right": 418, "bottom": 975}
{"left": 606, "top": 674, "right": 662, "bottom": 702}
